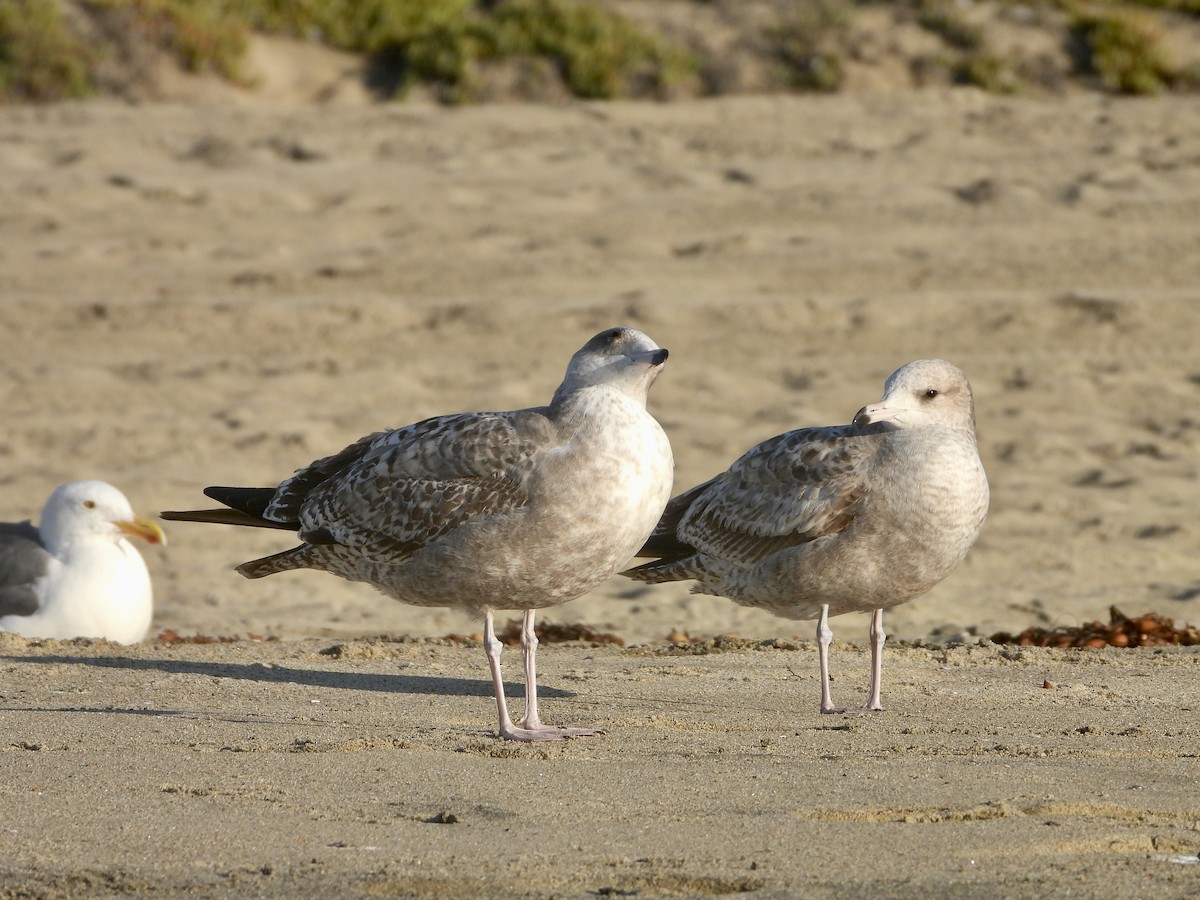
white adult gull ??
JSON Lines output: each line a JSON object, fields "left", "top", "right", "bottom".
{"left": 0, "top": 480, "right": 166, "bottom": 644}
{"left": 163, "top": 327, "right": 674, "bottom": 741}
{"left": 624, "top": 359, "right": 988, "bottom": 713}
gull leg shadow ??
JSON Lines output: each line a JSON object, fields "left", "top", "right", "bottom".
{"left": 0, "top": 655, "right": 577, "bottom": 699}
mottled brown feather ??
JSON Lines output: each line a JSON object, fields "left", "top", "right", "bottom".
{"left": 626, "top": 423, "right": 883, "bottom": 580}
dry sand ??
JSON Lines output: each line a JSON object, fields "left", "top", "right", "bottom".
{"left": 3, "top": 634, "right": 1198, "bottom": 898}
{"left": 1, "top": 61, "right": 1199, "bottom": 897}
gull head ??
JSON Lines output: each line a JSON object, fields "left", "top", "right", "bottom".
{"left": 554, "top": 327, "right": 668, "bottom": 404}
{"left": 852, "top": 359, "right": 977, "bottom": 432}
{"left": 39, "top": 480, "right": 166, "bottom": 554}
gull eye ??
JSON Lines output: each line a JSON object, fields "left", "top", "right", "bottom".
{"left": 922, "top": 389, "right": 939, "bottom": 400}
{"left": 604, "top": 328, "right": 623, "bottom": 344}
{"left": 82, "top": 500, "right": 96, "bottom": 509}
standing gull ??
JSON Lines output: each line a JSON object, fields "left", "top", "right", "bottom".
{"left": 624, "top": 359, "right": 988, "bottom": 713}
{"left": 0, "top": 481, "right": 166, "bottom": 644}
{"left": 163, "top": 327, "right": 673, "bottom": 741}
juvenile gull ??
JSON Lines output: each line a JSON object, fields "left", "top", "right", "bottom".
{"left": 624, "top": 359, "right": 988, "bottom": 713}
{"left": 0, "top": 481, "right": 166, "bottom": 644}
{"left": 163, "top": 327, "right": 673, "bottom": 741}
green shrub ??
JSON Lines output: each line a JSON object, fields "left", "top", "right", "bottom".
{"left": 768, "top": 0, "right": 852, "bottom": 92}
{"left": 0, "top": 0, "right": 693, "bottom": 104}
{"left": 0, "top": 0, "right": 95, "bottom": 101}
{"left": 957, "top": 53, "right": 1023, "bottom": 93}
{"left": 1118, "top": 0, "right": 1200, "bottom": 14}
{"left": 1071, "top": 10, "right": 1177, "bottom": 94}
{"left": 916, "top": 0, "right": 985, "bottom": 52}
{"left": 212, "top": 0, "right": 692, "bottom": 101}
{"left": 2, "top": 0, "right": 1195, "bottom": 103}
{"left": 489, "top": 0, "right": 695, "bottom": 99}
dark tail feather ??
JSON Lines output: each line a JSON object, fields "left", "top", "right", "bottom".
{"left": 203, "top": 486, "right": 279, "bottom": 519}
{"left": 159, "top": 507, "right": 295, "bottom": 531}
{"left": 161, "top": 485, "right": 297, "bottom": 531}
{"left": 628, "top": 479, "right": 715, "bottom": 559}
{"left": 621, "top": 555, "right": 704, "bottom": 585}
{"left": 630, "top": 531, "right": 695, "bottom": 560}
{"left": 236, "top": 546, "right": 313, "bottom": 578}
{"left": 621, "top": 557, "right": 674, "bottom": 582}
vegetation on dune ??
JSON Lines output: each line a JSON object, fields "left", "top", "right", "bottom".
{"left": 915, "top": 0, "right": 986, "bottom": 53}
{"left": 1069, "top": 8, "right": 1179, "bottom": 94}
{"left": 0, "top": 0, "right": 94, "bottom": 101}
{"left": 90, "top": 0, "right": 251, "bottom": 83}
{"left": 0, "top": 0, "right": 693, "bottom": 102}
{"left": 0, "top": 0, "right": 1198, "bottom": 103}
{"left": 229, "top": 0, "right": 697, "bottom": 100}
{"left": 485, "top": 1, "right": 696, "bottom": 100}
{"left": 767, "top": 0, "right": 853, "bottom": 92}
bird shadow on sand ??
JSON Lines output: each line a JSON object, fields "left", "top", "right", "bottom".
{"left": 0, "top": 654, "right": 577, "bottom": 700}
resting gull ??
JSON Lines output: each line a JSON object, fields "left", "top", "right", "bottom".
{"left": 163, "top": 327, "right": 674, "bottom": 741}
{"left": 624, "top": 359, "right": 988, "bottom": 713}
{"left": 0, "top": 480, "right": 166, "bottom": 644}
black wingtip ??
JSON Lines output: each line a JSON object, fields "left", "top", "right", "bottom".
{"left": 203, "top": 486, "right": 278, "bottom": 519}
{"left": 159, "top": 507, "right": 296, "bottom": 530}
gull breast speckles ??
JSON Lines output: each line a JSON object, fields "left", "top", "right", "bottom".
{"left": 624, "top": 359, "right": 988, "bottom": 714}
{"left": 164, "top": 327, "right": 674, "bottom": 742}
{"left": 0, "top": 481, "right": 165, "bottom": 644}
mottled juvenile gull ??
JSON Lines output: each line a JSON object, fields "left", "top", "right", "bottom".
{"left": 624, "top": 359, "right": 988, "bottom": 713}
{"left": 0, "top": 481, "right": 166, "bottom": 644}
{"left": 163, "top": 327, "right": 673, "bottom": 741}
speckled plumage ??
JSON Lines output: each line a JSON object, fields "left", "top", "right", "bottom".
{"left": 163, "top": 327, "right": 674, "bottom": 741}
{"left": 625, "top": 359, "right": 988, "bottom": 713}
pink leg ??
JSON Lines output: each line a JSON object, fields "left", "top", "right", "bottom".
{"left": 519, "top": 608, "right": 544, "bottom": 728}
{"left": 482, "top": 610, "right": 560, "bottom": 742}
{"left": 517, "top": 609, "right": 600, "bottom": 738}
{"left": 817, "top": 604, "right": 845, "bottom": 714}
{"left": 481, "top": 610, "right": 598, "bottom": 741}
{"left": 861, "top": 607, "right": 886, "bottom": 712}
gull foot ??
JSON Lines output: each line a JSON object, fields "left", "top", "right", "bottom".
{"left": 820, "top": 705, "right": 887, "bottom": 716}
{"left": 499, "top": 723, "right": 604, "bottom": 742}
{"left": 520, "top": 721, "right": 604, "bottom": 739}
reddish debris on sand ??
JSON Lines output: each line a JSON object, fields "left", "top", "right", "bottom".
{"left": 497, "top": 619, "right": 625, "bottom": 646}
{"left": 155, "top": 629, "right": 278, "bottom": 644}
{"left": 443, "top": 620, "right": 625, "bottom": 647}
{"left": 991, "top": 606, "right": 1200, "bottom": 649}
{"left": 664, "top": 628, "right": 757, "bottom": 644}
{"left": 665, "top": 628, "right": 699, "bottom": 643}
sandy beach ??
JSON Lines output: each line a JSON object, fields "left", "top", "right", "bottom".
{"left": 1, "top": 46, "right": 1199, "bottom": 896}
{"left": 4, "top": 634, "right": 1198, "bottom": 897}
